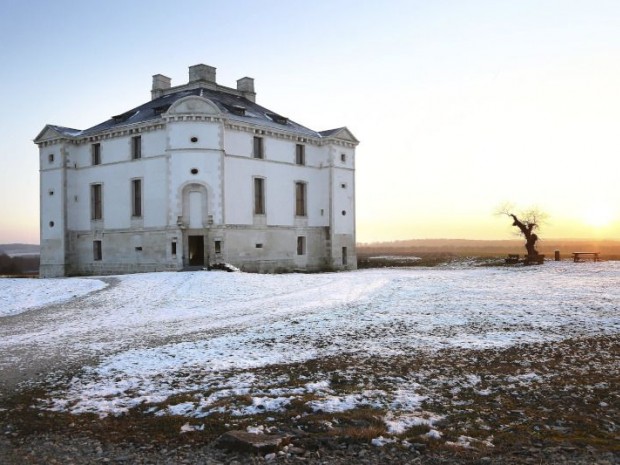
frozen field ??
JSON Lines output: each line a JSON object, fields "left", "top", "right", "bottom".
{"left": 1, "top": 261, "right": 618, "bottom": 445}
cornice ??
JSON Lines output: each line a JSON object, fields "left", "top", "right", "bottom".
{"left": 81, "top": 121, "right": 166, "bottom": 144}
{"left": 38, "top": 138, "right": 73, "bottom": 148}
{"left": 37, "top": 116, "right": 357, "bottom": 150}
{"left": 223, "top": 121, "right": 356, "bottom": 149}
{"left": 224, "top": 121, "right": 319, "bottom": 146}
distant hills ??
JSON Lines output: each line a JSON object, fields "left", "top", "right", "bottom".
{"left": 0, "top": 243, "right": 40, "bottom": 257}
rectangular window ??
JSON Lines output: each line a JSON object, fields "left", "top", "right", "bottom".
{"left": 91, "top": 184, "right": 102, "bottom": 220}
{"left": 91, "top": 143, "right": 101, "bottom": 165}
{"left": 48, "top": 153, "right": 54, "bottom": 163}
{"left": 131, "top": 179, "right": 142, "bottom": 217}
{"left": 295, "top": 182, "right": 307, "bottom": 217}
{"left": 171, "top": 242, "right": 177, "bottom": 256}
{"left": 214, "top": 240, "right": 222, "bottom": 254}
{"left": 131, "top": 135, "right": 142, "bottom": 159}
{"left": 295, "top": 144, "right": 305, "bottom": 165}
{"left": 254, "top": 177, "right": 265, "bottom": 215}
{"left": 297, "top": 236, "right": 306, "bottom": 255}
{"left": 341, "top": 153, "right": 346, "bottom": 163}
{"left": 342, "top": 246, "right": 348, "bottom": 266}
{"left": 253, "top": 136, "right": 264, "bottom": 159}
{"left": 93, "top": 240, "right": 102, "bottom": 261}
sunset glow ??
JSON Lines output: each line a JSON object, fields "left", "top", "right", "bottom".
{"left": 582, "top": 204, "right": 616, "bottom": 229}
{"left": 1, "top": 1, "right": 620, "bottom": 244}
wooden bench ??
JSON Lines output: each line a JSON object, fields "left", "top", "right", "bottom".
{"left": 572, "top": 252, "right": 600, "bottom": 262}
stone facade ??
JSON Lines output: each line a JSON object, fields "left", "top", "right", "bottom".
{"left": 35, "top": 64, "right": 358, "bottom": 277}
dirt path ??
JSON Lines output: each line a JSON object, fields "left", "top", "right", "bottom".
{"left": 0, "top": 278, "right": 122, "bottom": 392}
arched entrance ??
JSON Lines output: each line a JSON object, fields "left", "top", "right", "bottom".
{"left": 180, "top": 183, "right": 209, "bottom": 267}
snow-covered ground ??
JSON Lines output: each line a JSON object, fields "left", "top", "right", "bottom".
{"left": 0, "top": 278, "right": 106, "bottom": 317}
{"left": 1, "top": 261, "right": 618, "bottom": 442}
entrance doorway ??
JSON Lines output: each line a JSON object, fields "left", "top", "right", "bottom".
{"left": 188, "top": 235, "right": 205, "bottom": 266}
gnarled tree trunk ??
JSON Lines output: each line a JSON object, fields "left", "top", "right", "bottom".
{"left": 509, "top": 214, "right": 539, "bottom": 256}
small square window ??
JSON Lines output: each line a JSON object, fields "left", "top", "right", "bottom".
{"left": 255, "top": 243, "right": 263, "bottom": 249}
{"left": 341, "top": 183, "right": 346, "bottom": 189}
{"left": 48, "top": 154, "right": 54, "bottom": 163}
{"left": 340, "top": 153, "right": 346, "bottom": 163}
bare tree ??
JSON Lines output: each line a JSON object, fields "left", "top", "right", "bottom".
{"left": 497, "top": 204, "right": 547, "bottom": 256}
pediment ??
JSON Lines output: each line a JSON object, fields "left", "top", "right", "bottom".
{"left": 34, "top": 125, "right": 79, "bottom": 144}
{"left": 167, "top": 96, "right": 221, "bottom": 116}
{"left": 322, "top": 127, "right": 359, "bottom": 144}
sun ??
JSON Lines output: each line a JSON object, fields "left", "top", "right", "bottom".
{"left": 582, "top": 204, "right": 615, "bottom": 228}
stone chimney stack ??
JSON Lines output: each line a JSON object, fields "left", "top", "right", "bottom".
{"left": 151, "top": 74, "right": 171, "bottom": 100}
{"left": 237, "top": 77, "right": 256, "bottom": 102}
{"left": 189, "top": 64, "right": 216, "bottom": 83}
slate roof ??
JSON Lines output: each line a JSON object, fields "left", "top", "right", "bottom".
{"left": 49, "top": 125, "right": 82, "bottom": 137}
{"left": 49, "top": 87, "right": 324, "bottom": 139}
{"left": 318, "top": 128, "right": 345, "bottom": 138}
{"left": 42, "top": 86, "right": 355, "bottom": 145}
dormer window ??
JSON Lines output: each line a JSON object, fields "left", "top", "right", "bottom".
{"left": 231, "top": 105, "right": 246, "bottom": 116}
{"left": 268, "top": 113, "right": 288, "bottom": 125}
{"left": 153, "top": 104, "right": 171, "bottom": 115}
{"left": 112, "top": 110, "right": 134, "bottom": 123}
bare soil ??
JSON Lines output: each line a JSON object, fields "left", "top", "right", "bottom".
{"left": 1, "top": 334, "right": 617, "bottom": 464}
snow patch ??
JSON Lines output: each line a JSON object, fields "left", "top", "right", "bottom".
{"left": 0, "top": 278, "right": 106, "bottom": 317}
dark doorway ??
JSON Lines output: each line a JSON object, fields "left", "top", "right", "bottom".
{"left": 188, "top": 235, "right": 205, "bottom": 266}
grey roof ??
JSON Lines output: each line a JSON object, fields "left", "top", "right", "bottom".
{"left": 318, "top": 128, "right": 345, "bottom": 137}
{"left": 73, "top": 87, "right": 323, "bottom": 138}
{"left": 49, "top": 125, "right": 82, "bottom": 137}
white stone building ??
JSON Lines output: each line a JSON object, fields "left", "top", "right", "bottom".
{"left": 34, "top": 64, "right": 358, "bottom": 277}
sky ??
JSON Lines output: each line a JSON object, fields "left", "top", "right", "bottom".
{"left": 1, "top": 0, "right": 619, "bottom": 244}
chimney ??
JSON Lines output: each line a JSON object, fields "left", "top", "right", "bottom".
{"left": 151, "top": 74, "right": 171, "bottom": 100}
{"left": 189, "top": 64, "right": 216, "bottom": 83}
{"left": 237, "top": 77, "right": 256, "bottom": 103}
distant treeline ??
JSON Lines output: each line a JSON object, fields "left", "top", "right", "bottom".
{"left": 358, "top": 239, "right": 620, "bottom": 260}
{"left": 0, "top": 253, "right": 39, "bottom": 275}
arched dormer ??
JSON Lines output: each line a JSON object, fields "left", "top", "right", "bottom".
{"left": 164, "top": 96, "right": 224, "bottom": 151}
{"left": 165, "top": 96, "right": 221, "bottom": 117}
